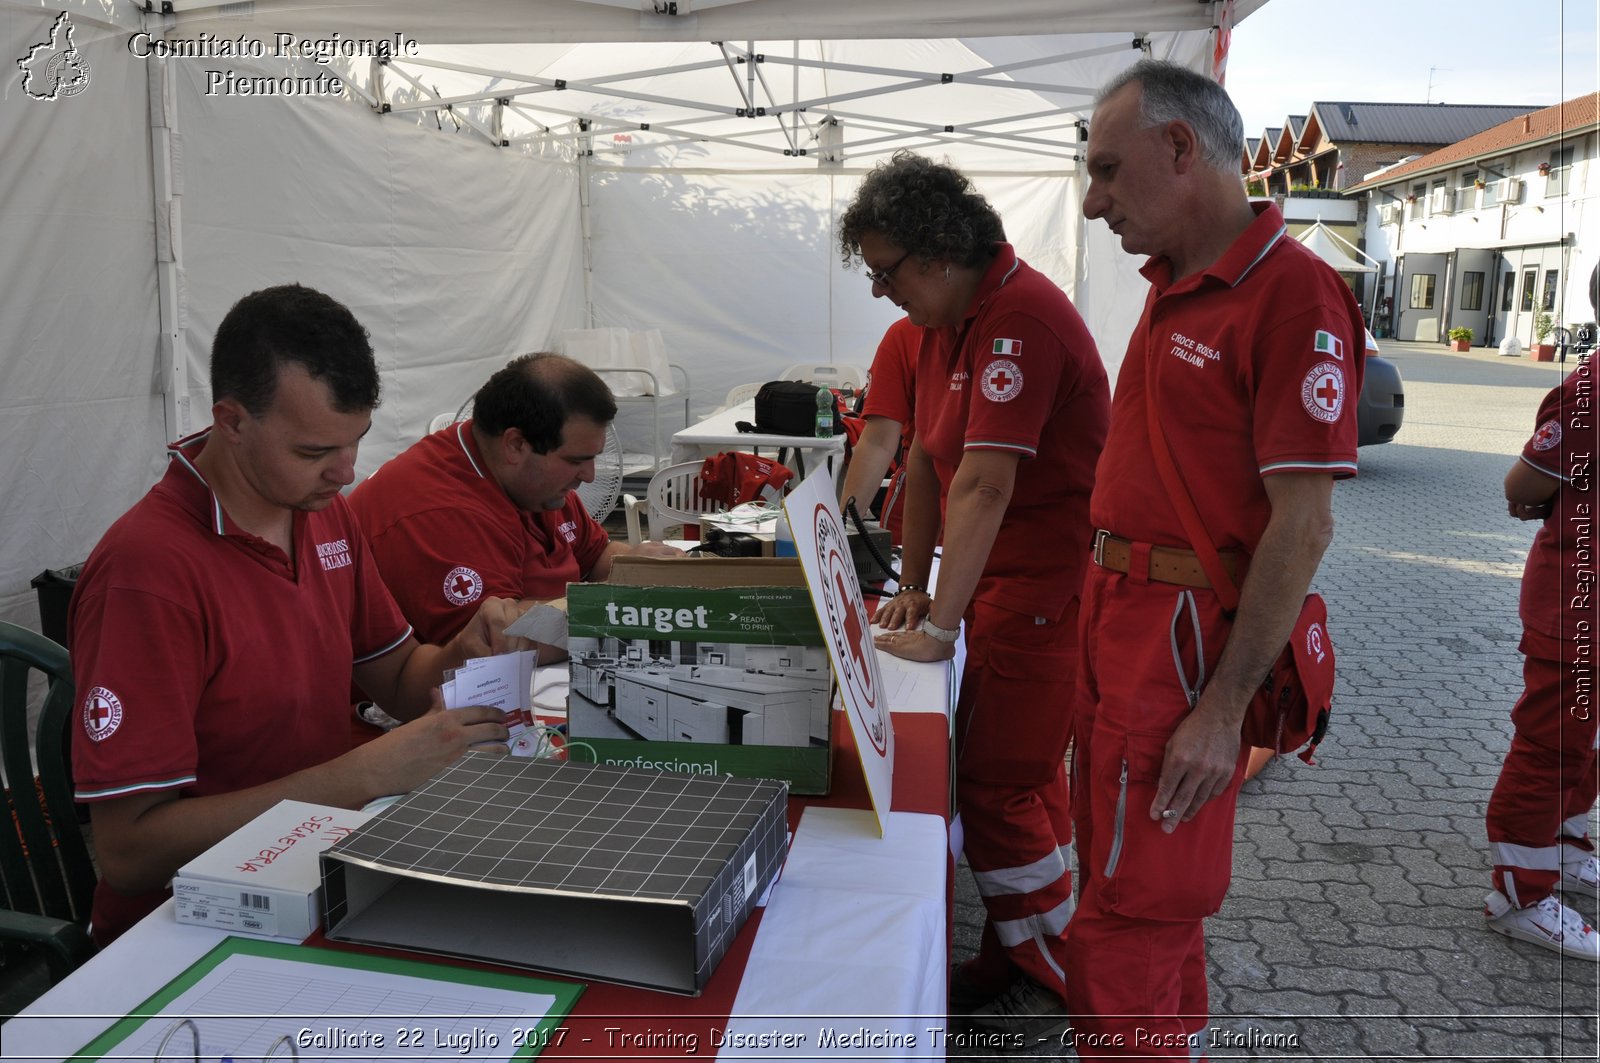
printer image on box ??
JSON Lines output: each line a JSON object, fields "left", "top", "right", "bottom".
{"left": 567, "top": 557, "right": 834, "bottom": 794}
{"left": 321, "top": 752, "right": 788, "bottom": 995}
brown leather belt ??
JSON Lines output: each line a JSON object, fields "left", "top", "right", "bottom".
{"left": 1091, "top": 530, "right": 1246, "bottom": 590}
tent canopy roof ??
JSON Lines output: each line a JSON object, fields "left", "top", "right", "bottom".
{"left": 162, "top": 0, "right": 1268, "bottom": 45}
{"left": 1295, "top": 220, "right": 1376, "bottom": 273}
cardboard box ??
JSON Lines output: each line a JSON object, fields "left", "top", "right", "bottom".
{"left": 321, "top": 754, "right": 788, "bottom": 995}
{"left": 566, "top": 557, "right": 832, "bottom": 793}
{"left": 173, "top": 799, "right": 375, "bottom": 940}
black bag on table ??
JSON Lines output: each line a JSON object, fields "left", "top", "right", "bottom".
{"left": 741, "top": 381, "right": 840, "bottom": 437}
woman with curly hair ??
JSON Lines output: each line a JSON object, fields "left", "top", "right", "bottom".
{"left": 839, "top": 151, "right": 1109, "bottom": 1040}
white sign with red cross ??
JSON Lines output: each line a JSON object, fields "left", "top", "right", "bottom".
{"left": 1300, "top": 361, "right": 1345, "bottom": 424}
{"left": 980, "top": 358, "right": 1024, "bottom": 403}
{"left": 443, "top": 565, "right": 484, "bottom": 606}
{"left": 784, "top": 466, "right": 893, "bottom": 835}
{"left": 82, "top": 686, "right": 123, "bottom": 742}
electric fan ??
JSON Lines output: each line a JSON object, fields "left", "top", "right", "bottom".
{"left": 575, "top": 423, "right": 627, "bottom": 523}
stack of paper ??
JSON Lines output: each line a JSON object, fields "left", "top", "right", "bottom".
{"left": 443, "top": 650, "right": 538, "bottom": 756}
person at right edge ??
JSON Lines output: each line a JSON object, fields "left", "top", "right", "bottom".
{"left": 1482, "top": 354, "right": 1600, "bottom": 960}
{"left": 839, "top": 151, "right": 1110, "bottom": 1043}
{"left": 1068, "top": 60, "right": 1365, "bottom": 1057}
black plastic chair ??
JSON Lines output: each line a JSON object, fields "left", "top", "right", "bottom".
{"left": 0, "top": 621, "right": 96, "bottom": 1017}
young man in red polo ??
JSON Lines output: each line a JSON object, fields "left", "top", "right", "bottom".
{"left": 70, "top": 284, "right": 522, "bottom": 945}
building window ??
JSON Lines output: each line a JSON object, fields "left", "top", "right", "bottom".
{"left": 1481, "top": 175, "right": 1500, "bottom": 207}
{"left": 1521, "top": 269, "right": 1538, "bottom": 312}
{"left": 1459, "top": 171, "right": 1479, "bottom": 210}
{"left": 1409, "top": 183, "right": 1426, "bottom": 220}
{"left": 1500, "top": 272, "right": 1516, "bottom": 313}
{"left": 1546, "top": 147, "right": 1574, "bottom": 198}
{"left": 1411, "top": 273, "right": 1436, "bottom": 310}
{"left": 1427, "top": 178, "right": 1446, "bottom": 215}
{"left": 1542, "top": 269, "right": 1559, "bottom": 312}
{"left": 1461, "top": 271, "right": 1484, "bottom": 311}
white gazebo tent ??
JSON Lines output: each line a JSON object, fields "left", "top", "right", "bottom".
{"left": 0, "top": 0, "right": 1268, "bottom": 628}
{"left": 1295, "top": 218, "right": 1380, "bottom": 321}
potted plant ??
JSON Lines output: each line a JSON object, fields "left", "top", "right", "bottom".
{"left": 1447, "top": 326, "right": 1473, "bottom": 352}
{"left": 1532, "top": 313, "right": 1555, "bottom": 360}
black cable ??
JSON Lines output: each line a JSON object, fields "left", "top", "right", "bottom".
{"left": 843, "top": 496, "right": 899, "bottom": 583}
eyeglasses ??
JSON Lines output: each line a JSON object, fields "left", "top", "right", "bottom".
{"left": 865, "top": 250, "right": 913, "bottom": 287}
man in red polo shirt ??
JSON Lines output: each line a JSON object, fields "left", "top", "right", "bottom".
{"left": 1483, "top": 360, "right": 1600, "bottom": 960}
{"left": 1066, "top": 61, "right": 1365, "bottom": 1056}
{"left": 349, "top": 354, "right": 680, "bottom": 656}
{"left": 71, "top": 285, "right": 522, "bottom": 945}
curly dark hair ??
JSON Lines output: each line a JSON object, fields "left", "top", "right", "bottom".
{"left": 211, "top": 284, "right": 380, "bottom": 416}
{"left": 472, "top": 353, "right": 618, "bottom": 454}
{"left": 838, "top": 151, "right": 1005, "bottom": 270}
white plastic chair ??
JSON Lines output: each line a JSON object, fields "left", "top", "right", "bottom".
{"left": 721, "top": 381, "right": 764, "bottom": 411}
{"left": 426, "top": 411, "right": 459, "bottom": 436}
{"left": 781, "top": 363, "right": 865, "bottom": 390}
{"left": 645, "top": 460, "right": 726, "bottom": 540}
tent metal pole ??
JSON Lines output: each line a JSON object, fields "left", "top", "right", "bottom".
{"left": 143, "top": 18, "right": 190, "bottom": 442}
{"left": 579, "top": 128, "right": 595, "bottom": 329}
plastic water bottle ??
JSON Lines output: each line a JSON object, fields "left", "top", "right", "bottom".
{"left": 814, "top": 386, "right": 834, "bottom": 438}
{"left": 774, "top": 512, "right": 797, "bottom": 557}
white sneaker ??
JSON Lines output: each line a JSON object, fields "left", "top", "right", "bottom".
{"left": 1485, "top": 890, "right": 1600, "bottom": 961}
{"left": 1559, "top": 849, "right": 1600, "bottom": 895}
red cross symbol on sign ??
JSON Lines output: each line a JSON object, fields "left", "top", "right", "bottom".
{"left": 89, "top": 696, "right": 113, "bottom": 729}
{"left": 1315, "top": 377, "right": 1340, "bottom": 408}
{"left": 452, "top": 573, "right": 476, "bottom": 597}
{"left": 835, "top": 571, "right": 870, "bottom": 680}
{"left": 989, "top": 370, "right": 1013, "bottom": 393}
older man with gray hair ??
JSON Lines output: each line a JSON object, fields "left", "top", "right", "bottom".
{"left": 1065, "top": 60, "right": 1365, "bottom": 1056}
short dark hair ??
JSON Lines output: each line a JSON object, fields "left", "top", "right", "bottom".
{"left": 838, "top": 151, "right": 1005, "bottom": 270}
{"left": 1095, "top": 59, "right": 1244, "bottom": 173}
{"left": 472, "top": 353, "right": 618, "bottom": 454}
{"left": 211, "top": 284, "right": 381, "bottom": 415}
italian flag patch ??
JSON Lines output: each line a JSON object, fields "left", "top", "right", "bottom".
{"left": 993, "top": 338, "right": 1022, "bottom": 356}
{"left": 1313, "top": 329, "right": 1344, "bottom": 361}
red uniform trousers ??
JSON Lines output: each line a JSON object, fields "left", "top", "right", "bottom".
{"left": 1486, "top": 630, "right": 1599, "bottom": 908}
{"left": 955, "top": 598, "right": 1078, "bottom": 1003}
{"left": 1065, "top": 565, "right": 1247, "bottom": 1060}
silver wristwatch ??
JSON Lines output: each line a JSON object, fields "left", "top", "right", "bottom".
{"left": 920, "top": 618, "right": 960, "bottom": 644}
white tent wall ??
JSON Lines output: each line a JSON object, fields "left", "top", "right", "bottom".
{"left": 585, "top": 167, "right": 1090, "bottom": 425}
{"left": 1, "top": 5, "right": 163, "bottom": 632}
{"left": 167, "top": 55, "right": 589, "bottom": 482}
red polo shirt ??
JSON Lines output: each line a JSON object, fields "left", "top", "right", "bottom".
{"left": 69, "top": 430, "right": 412, "bottom": 941}
{"left": 1090, "top": 202, "right": 1365, "bottom": 553}
{"left": 348, "top": 421, "right": 611, "bottom": 644}
{"left": 862, "top": 316, "right": 921, "bottom": 540}
{"left": 1518, "top": 363, "right": 1599, "bottom": 648}
{"left": 914, "top": 243, "right": 1110, "bottom": 619}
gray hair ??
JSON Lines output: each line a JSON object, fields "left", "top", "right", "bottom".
{"left": 1095, "top": 59, "right": 1243, "bottom": 173}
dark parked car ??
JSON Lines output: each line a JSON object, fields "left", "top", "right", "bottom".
{"left": 1357, "top": 341, "right": 1404, "bottom": 446}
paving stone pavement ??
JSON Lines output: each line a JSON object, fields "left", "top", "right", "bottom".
{"left": 951, "top": 341, "right": 1599, "bottom": 1061}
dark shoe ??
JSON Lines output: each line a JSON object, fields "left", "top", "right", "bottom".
{"left": 962, "top": 975, "right": 1072, "bottom": 1051}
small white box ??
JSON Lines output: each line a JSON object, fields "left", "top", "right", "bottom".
{"left": 174, "top": 799, "right": 375, "bottom": 940}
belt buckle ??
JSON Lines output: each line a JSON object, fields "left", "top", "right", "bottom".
{"left": 1092, "top": 529, "right": 1110, "bottom": 567}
